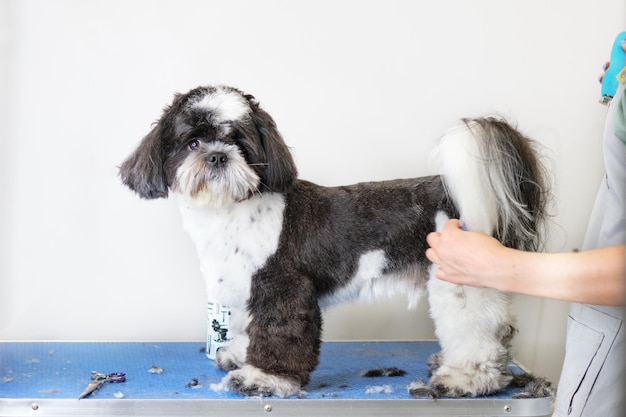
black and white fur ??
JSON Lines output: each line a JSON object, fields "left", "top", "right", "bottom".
{"left": 120, "top": 85, "right": 549, "bottom": 398}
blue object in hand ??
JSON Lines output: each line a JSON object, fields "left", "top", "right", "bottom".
{"left": 600, "top": 31, "right": 626, "bottom": 105}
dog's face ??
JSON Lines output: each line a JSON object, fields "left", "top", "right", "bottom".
{"left": 120, "top": 86, "right": 298, "bottom": 206}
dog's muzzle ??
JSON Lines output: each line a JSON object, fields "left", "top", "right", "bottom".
{"left": 208, "top": 152, "right": 228, "bottom": 168}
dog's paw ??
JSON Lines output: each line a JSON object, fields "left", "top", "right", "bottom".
{"left": 408, "top": 379, "right": 438, "bottom": 398}
{"left": 223, "top": 365, "right": 302, "bottom": 398}
{"left": 215, "top": 346, "right": 244, "bottom": 371}
{"left": 510, "top": 374, "right": 554, "bottom": 399}
{"left": 427, "top": 363, "right": 512, "bottom": 397}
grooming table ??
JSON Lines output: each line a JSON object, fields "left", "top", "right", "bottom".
{"left": 0, "top": 341, "right": 552, "bottom": 417}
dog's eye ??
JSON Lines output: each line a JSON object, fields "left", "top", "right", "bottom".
{"left": 187, "top": 139, "right": 201, "bottom": 150}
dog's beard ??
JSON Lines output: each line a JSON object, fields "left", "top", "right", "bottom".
{"left": 173, "top": 142, "right": 261, "bottom": 207}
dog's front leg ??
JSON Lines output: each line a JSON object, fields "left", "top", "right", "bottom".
{"left": 224, "top": 271, "right": 322, "bottom": 397}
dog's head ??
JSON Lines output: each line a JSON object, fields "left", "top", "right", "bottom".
{"left": 119, "top": 85, "right": 297, "bottom": 206}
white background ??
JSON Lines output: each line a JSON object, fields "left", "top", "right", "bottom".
{"left": 1, "top": 0, "right": 624, "bottom": 386}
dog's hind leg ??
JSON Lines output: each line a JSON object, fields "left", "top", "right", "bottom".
{"left": 420, "top": 272, "right": 515, "bottom": 397}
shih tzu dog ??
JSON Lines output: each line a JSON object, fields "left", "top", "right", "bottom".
{"left": 120, "top": 85, "right": 549, "bottom": 398}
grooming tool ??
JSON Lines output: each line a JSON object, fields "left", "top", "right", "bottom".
{"left": 78, "top": 371, "right": 126, "bottom": 400}
{"left": 600, "top": 31, "right": 626, "bottom": 105}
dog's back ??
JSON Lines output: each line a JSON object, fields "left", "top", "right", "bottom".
{"left": 276, "top": 176, "right": 455, "bottom": 308}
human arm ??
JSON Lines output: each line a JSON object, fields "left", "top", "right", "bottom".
{"left": 426, "top": 219, "right": 626, "bottom": 306}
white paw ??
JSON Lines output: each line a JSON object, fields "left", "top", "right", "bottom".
{"left": 215, "top": 346, "right": 245, "bottom": 371}
{"left": 215, "top": 331, "right": 249, "bottom": 371}
{"left": 429, "top": 362, "right": 512, "bottom": 397}
{"left": 222, "top": 365, "right": 302, "bottom": 398}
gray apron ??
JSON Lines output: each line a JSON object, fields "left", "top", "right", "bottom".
{"left": 553, "top": 83, "right": 626, "bottom": 416}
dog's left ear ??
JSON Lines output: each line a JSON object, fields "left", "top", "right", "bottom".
{"left": 248, "top": 100, "right": 298, "bottom": 193}
{"left": 119, "top": 125, "right": 169, "bottom": 199}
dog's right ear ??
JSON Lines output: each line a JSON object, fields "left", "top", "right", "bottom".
{"left": 119, "top": 126, "right": 169, "bottom": 199}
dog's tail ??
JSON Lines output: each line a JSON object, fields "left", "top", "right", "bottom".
{"left": 431, "top": 117, "right": 550, "bottom": 251}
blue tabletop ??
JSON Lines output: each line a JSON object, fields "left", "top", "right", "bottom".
{"left": 0, "top": 341, "right": 533, "bottom": 401}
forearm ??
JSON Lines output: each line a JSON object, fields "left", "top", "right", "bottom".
{"left": 499, "top": 245, "right": 626, "bottom": 306}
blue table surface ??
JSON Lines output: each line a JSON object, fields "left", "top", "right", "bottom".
{"left": 0, "top": 341, "right": 530, "bottom": 401}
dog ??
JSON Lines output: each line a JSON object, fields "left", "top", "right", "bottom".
{"left": 120, "top": 85, "right": 549, "bottom": 398}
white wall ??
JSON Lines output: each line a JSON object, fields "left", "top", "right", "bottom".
{"left": 1, "top": 0, "right": 623, "bottom": 387}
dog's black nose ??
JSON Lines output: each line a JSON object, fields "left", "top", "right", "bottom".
{"left": 208, "top": 152, "right": 228, "bottom": 167}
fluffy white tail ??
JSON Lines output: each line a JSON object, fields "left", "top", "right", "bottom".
{"left": 431, "top": 117, "right": 549, "bottom": 251}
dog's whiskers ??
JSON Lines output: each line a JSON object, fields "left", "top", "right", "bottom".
{"left": 251, "top": 181, "right": 265, "bottom": 198}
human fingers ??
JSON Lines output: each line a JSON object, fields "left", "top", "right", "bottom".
{"left": 425, "top": 247, "right": 440, "bottom": 265}
{"left": 426, "top": 219, "right": 465, "bottom": 262}
{"left": 432, "top": 263, "right": 461, "bottom": 284}
{"left": 432, "top": 266, "right": 447, "bottom": 281}
{"left": 442, "top": 218, "right": 463, "bottom": 232}
{"left": 425, "top": 232, "right": 443, "bottom": 264}
{"left": 440, "top": 219, "right": 468, "bottom": 240}
{"left": 426, "top": 230, "right": 441, "bottom": 248}
{"left": 598, "top": 40, "right": 626, "bottom": 84}
{"left": 599, "top": 61, "right": 610, "bottom": 83}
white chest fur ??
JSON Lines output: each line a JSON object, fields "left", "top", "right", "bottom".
{"left": 178, "top": 193, "right": 286, "bottom": 309}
